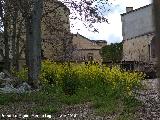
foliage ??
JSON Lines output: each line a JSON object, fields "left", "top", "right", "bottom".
{"left": 101, "top": 42, "right": 123, "bottom": 63}
{"left": 10, "top": 60, "right": 144, "bottom": 117}
{"left": 15, "top": 60, "right": 144, "bottom": 97}
{"left": 39, "top": 60, "right": 144, "bottom": 103}
{"left": 12, "top": 67, "right": 28, "bottom": 81}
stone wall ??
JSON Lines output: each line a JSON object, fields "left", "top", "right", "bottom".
{"left": 72, "top": 34, "right": 103, "bottom": 62}
{"left": 123, "top": 34, "right": 156, "bottom": 63}
{"left": 41, "top": 0, "right": 72, "bottom": 61}
{"left": 72, "top": 49, "right": 102, "bottom": 62}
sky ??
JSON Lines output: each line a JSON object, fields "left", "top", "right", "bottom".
{"left": 69, "top": 0, "right": 152, "bottom": 44}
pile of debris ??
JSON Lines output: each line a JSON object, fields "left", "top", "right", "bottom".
{"left": 0, "top": 71, "right": 31, "bottom": 93}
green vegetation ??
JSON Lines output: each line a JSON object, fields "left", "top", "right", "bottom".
{"left": 101, "top": 42, "right": 123, "bottom": 62}
{"left": 0, "top": 60, "right": 144, "bottom": 119}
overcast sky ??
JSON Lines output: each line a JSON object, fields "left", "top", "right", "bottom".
{"left": 69, "top": 0, "right": 152, "bottom": 44}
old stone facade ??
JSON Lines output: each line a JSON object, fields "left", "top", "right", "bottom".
{"left": 121, "top": 4, "right": 157, "bottom": 66}
{"left": 42, "top": 0, "right": 72, "bottom": 61}
{"left": 123, "top": 33, "right": 154, "bottom": 62}
{"left": 71, "top": 33, "right": 107, "bottom": 62}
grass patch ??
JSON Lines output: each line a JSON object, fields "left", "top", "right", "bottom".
{"left": 93, "top": 97, "right": 123, "bottom": 115}
{"left": 0, "top": 92, "right": 22, "bottom": 105}
{"left": 117, "top": 96, "right": 142, "bottom": 120}
{"left": 0, "top": 85, "right": 142, "bottom": 119}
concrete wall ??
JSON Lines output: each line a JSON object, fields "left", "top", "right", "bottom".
{"left": 121, "top": 4, "right": 154, "bottom": 40}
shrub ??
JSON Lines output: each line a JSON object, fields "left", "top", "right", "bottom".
{"left": 61, "top": 67, "right": 79, "bottom": 95}
{"left": 12, "top": 67, "right": 28, "bottom": 81}
{"left": 15, "top": 60, "right": 144, "bottom": 98}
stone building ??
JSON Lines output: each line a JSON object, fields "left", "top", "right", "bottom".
{"left": 42, "top": 0, "right": 72, "bottom": 61}
{"left": 71, "top": 33, "right": 107, "bottom": 62}
{"left": 121, "top": 4, "right": 157, "bottom": 69}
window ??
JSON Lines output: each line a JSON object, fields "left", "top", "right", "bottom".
{"left": 87, "top": 53, "right": 94, "bottom": 61}
{"left": 148, "top": 44, "right": 151, "bottom": 61}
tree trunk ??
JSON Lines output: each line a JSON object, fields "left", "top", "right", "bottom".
{"left": 11, "top": 11, "right": 17, "bottom": 70}
{"left": 15, "top": 18, "right": 24, "bottom": 71}
{"left": 4, "top": 15, "right": 10, "bottom": 71}
{"left": 2, "top": 0, "right": 10, "bottom": 71}
{"left": 25, "top": 0, "right": 43, "bottom": 89}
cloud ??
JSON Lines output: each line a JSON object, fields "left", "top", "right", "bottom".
{"left": 108, "top": 34, "right": 121, "bottom": 43}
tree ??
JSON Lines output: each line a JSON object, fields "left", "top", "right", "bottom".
{"left": 0, "top": 0, "right": 26, "bottom": 71}
{"left": 1, "top": 0, "right": 44, "bottom": 89}
{"left": 64, "top": 0, "right": 109, "bottom": 32}
{"left": 0, "top": 0, "right": 110, "bottom": 89}
{"left": 100, "top": 42, "right": 123, "bottom": 63}
{"left": 24, "top": 0, "right": 43, "bottom": 89}
{"left": 1, "top": 0, "right": 10, "bottom": 71}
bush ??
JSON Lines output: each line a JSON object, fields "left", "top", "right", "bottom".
{"left": 61, "top": 67, "right": 79, "bottom": 95}
{"left": 40, "top": 60, "right": 144, "bottom": 97}
{"left": 15, "top": 60, "right": 144, "bottom": 98}
{"left": 12, "top": 67, "right": 28, "bottom": 81}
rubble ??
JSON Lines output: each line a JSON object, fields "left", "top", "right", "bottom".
{"left": 0, "top": 72, "right": 5, "bottom": 80}
{"left": 0, "top": 72, "right": 31, "bottom": 93}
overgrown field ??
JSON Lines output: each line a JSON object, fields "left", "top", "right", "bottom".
{"left": 0, "top": 60, "right": 145, "bottom": 119}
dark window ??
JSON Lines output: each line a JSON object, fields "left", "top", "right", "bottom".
{"left": 87, "top": 53, "right": 94, "bottom": 61}
{"left": 148, "top": 44, "right": 151, "bottom": 60}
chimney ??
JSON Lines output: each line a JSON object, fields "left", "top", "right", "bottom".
{"left": 126, "top": 7, "right": 133, "bottom": 13}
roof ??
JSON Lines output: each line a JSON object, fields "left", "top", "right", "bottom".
{"left": 73, "top": 33, "right": 107, "bottom": 43}
{"left": 121, "top": 4, "right": 152, "bottom": 16}
{"left": 54, "top": 1, "right": 70, "bottom": 14}
{"left": 73, "top": 33, "right": 91, "bottom": 41}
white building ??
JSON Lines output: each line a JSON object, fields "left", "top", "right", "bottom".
{"left": 121, "top": 4, "right": 157, "bottom": 65}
